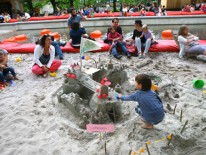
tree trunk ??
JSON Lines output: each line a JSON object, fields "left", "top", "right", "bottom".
{"left": 158, "top": 0, "right": 161, "bottom": 6}
{"left": 70, "top": 0, "right": 74, "bottom": 8}
{"left": 113, "top": 0, "right": 117, "bottom": 12}
{"left": 50, "top": 0, "right": 57, "bottom": 15}
{"left": 27, "top": 0, "right": 34, "bottom": 13}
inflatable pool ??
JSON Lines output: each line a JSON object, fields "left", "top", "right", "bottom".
{"left": 8, "top": 11, "right": 206, "bottom": 23}
{"left": 0, "top": 40, "right": 110, "bottom": 53}
{"left": 0, "top": 40, "right": 206, "bottom": 54}
{"left": 127, "top": 40, "right": 206, "bottom": 54}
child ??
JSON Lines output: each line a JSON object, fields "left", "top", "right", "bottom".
{"left": 138, "top": 24, "right": 153, "bottom": 58}
{"left": 108, "top": 26, "right": 131, "bottom": 59}
{"left": 117, "top": 74, "right": 164, "bottom": 129}
{"left": 0, "top": 49, "right": 18, "bottom": 85}
{"left": 162, "top": 5, "right": 167, "bottom": 16}
{"left": 140, "top": 8, "right": 146, "bottom": 16}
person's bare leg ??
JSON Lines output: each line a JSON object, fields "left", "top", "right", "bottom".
{"left": 203, "top": 50, "right": 206, "bottom": 55}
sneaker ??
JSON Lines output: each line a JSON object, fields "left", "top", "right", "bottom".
{"left": 60, "top": 41, "right": 67, "bottom": 47}
{"left": 138, "top": 52, "right": 142, "bottom": 58}
{"left": 127, "top": 54, "right": 131, "bottom": 59}
{"left": 115, "top": 55, "right": 122, "bottom": 60}
{"left": 59, "top": 57, "right": 64, "bottom": 60}
{"left": 142, "top": 53, "right": 148, "bottom": 59}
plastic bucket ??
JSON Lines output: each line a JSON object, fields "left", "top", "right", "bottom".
{"left": 192, "top": 79, "right": 205, "bottom": 89}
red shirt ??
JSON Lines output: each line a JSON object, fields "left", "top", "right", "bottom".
{"left": 108, "top": 32, "right": 122, "bottom": 41}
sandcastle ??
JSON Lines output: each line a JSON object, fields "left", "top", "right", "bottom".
{"left": 56, "top": 60, "right": 128, "bottom": 129}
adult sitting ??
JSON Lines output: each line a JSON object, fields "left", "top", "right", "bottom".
{"left": 0, "top": 13, "right": 4, "bottom": 23}
{"left": 32, "top": 34, "right": 62, "bottom": 77}
{"left": 126, "top": 20, "right": 146, "bottom": 56}
{"left": 51, "top": 36, "right": 65, "bottom": 60}
{"left": 0, "top": 49, "right": 18, "bottom": 85}
{"left": 202, "top": 3, "right": 206, "bottom": 12}
{"left": 178, "top": 25, "right": 206, "bottom": 58}
{"left": 150, "top": 2, "right": 159, "bottom": 16}
{"left": 108, "top": 26, "right": 131, "bottom": 60}
{"left": 122, "top": 4, "right": 128, "bottom": 16}
{"left": 69, "top": 21, "right": 89, "bottom": 48}
{"left": 35, "top": 36, "right": 65, "bottom": 60}
{"left": 67, "top": 8, "right": 86, "bottom": 31}
{"left": 104, "top": 18, "right": 123, "bottom": 44}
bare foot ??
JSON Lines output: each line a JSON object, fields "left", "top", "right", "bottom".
{"left": 141, "top": 122, "right": 154, "bottom": 129}
{"left": 14, "top": 76, "right": 19, "bottom": 80}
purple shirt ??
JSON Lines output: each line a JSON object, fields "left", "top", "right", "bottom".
{"left": 142, "top": 31, "right": 152, "bottom": 40}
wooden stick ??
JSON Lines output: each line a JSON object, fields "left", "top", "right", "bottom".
{"left": 128, "top": 150, "right": 132, "bottom": 155}
{"left": 145, "top": 143, "right": 151, "bottom": 155}
{"left": 180, "top": 120, "right": 188, "bottom": 134}
{"left": 113, "top": 104, "right": 116, "bottom": 123}
{"left": 180, "top": 109, "right": 183, "bottom": 122}
{"left": 173, "top": 104, "right": 177, "bottom": 114}
{"left": 167, "top": 134, "right": 173, "bottom": 147}
{"left": 100, "top": 132, "right": 102, "bottom": 141}
{"left": 105, "top": 141, "right": 107, "bottom": 154}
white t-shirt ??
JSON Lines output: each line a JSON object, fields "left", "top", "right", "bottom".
{"left": 25, "top": 12, "right": 31, "bottom": 19}
{"left": 178, "top": 35, "right": 199, "bottom": 58}
{"left": 122, "top": 7, "right": 128, "bottom": 13}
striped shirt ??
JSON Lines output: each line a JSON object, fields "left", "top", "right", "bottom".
{"left": 120, "top": 90, "right": 164, "bottom": 124}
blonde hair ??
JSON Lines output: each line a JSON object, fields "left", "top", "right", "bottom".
{"left": 142, "top": 24, "right": 148, "bottom": 30}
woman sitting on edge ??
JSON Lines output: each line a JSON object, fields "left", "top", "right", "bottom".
{"left": 69, "top": 21, "right": 89, "bottom": 48}
{"left": 126, "top": 20, "right": 146, "bottom": 56}
{"left": 32, "top": 34, "right": 62, "bottom": 77}
{"left": 178, "top": 25, "right": 206, "bottom": 58}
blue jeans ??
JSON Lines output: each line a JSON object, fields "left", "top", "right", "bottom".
{"left": 0, "top": 67, "right": 16, "bottom": 82}
{"left": 111, "top": 42, "right": 130, "bottom": 57}
{"left": 135, "top": 37, "right": 151, "bottom": 54}
{"left": 51, "top": 41, "right": 64, "bottom": 58}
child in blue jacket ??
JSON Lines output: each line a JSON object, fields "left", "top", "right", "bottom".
{"left": 117, "top": 74, "right": 164, "bottom": 129}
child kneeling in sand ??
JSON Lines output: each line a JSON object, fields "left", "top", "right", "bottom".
{"left": 117, "top": 74, "right": 164, "bottom": 129}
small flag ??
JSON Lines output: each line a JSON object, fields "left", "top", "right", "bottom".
{"left": 80, "top": 37, "right": 102, "bottom": 54}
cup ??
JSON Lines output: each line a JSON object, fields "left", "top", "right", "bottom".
{"left": 192, "top": 79, "right": 204, "bottom": 89}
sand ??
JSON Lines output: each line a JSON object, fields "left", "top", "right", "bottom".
{"left": 0, "top": 52, "right": 206, "bottom": 155}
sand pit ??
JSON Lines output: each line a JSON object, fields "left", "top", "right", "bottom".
{"left": 0, "top": 52, "right": 206, "bottom": 155}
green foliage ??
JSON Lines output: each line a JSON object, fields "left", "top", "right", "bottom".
{"left": 56, "top": 0, "right": 70, "bottom": 10}
{"left": 33, "top": 0, "right": 47, "bottom": 8}
{"left": 73, "top": 0, "right": 82, "bottom": 9}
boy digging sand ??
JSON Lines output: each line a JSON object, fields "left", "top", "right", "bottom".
{"left": 117, "top": 74, "right": 164, "bottom": 129}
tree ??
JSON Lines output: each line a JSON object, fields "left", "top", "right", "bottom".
{"left": 113, "top": 0, "right": 117, "bottom": 12}
{"left": 50, "top": 0, "right": 58, "bottom": 14}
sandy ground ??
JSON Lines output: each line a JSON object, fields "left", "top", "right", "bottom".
{"left": 0, "top": 52, "right": 206, "bottom": 155}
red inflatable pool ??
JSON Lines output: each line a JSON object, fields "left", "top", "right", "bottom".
{"left": 0, "top": 40, "right": 206, "bottom": 54}
{"left": 8, "top": 11, "right": 206, "bottom": 23}
{"left": 0, "top": 40, "right": 110, "bottom": 53}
